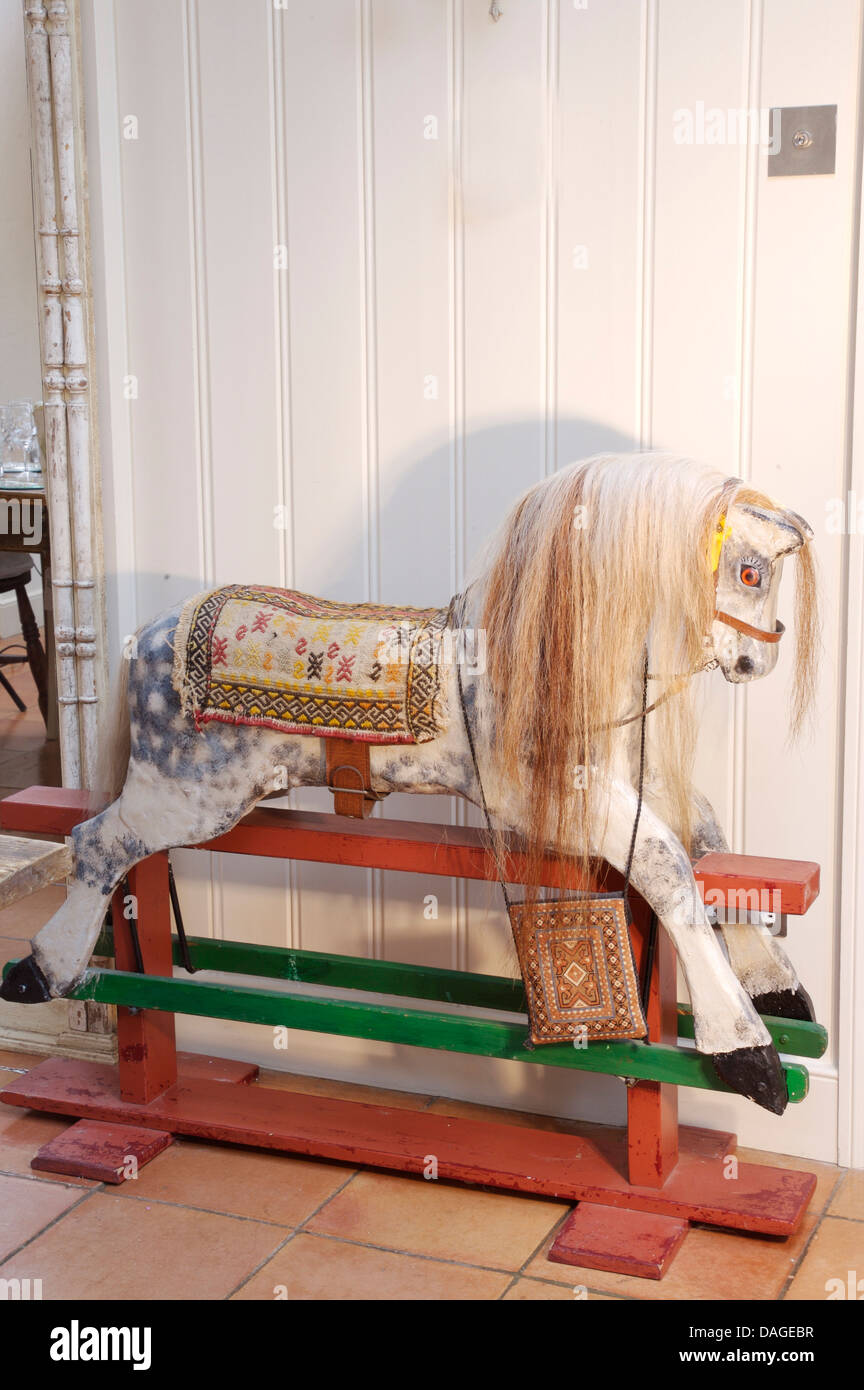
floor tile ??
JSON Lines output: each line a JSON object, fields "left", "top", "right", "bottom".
{"left": 0, "top": 1190, "right": 284, "bottom": 1300}
{"left": 307, "top": 1169, "right": 567, "bottom": 1271}
{"left": 0, "top": 648, "right": 61, "bottom": 792}
{"left": 0, "top": 1107, "right": 99, "bottom": 1186}
{"left": 0, "top": 939, "right": 23, "bottom": 969}
{"left": 231, "top": 1231, "right": 510, "bottom": 1300}
{"left": 0, "top": 1171, "right": 84, "bottom": 1260}
{"left": 523, "top": 1213, "right": 818, "bottom": 1301}
{"left": 0, "top": 746, "right": 61, "bottom": 788}
{"left": 114, "top": 1136, "right": 354, "bottom": 1225}
{"left": 0, "top": 1048, "right": 43, "bottom": 1068}
{"left": 0, "top": 885, "right": 65, "bottom": 941}
{"left": 827, "top": 1170, "right": 864, "bottom": 1221}
{"left": 503, "top": 1277, "right": 620, "bottom": 1300}
{"left": 785, "top": 1217, "right": 864, "bottom": 1300}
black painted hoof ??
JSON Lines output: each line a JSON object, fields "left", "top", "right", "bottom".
{"left": 712, "top": 1043, "right": 788, "bottom": 1115}
{"left": 0, "top": 955, "right": 52, "bottom": 1004}
{"left": 751, "top": 985, "right": 817, "bottom": 1023}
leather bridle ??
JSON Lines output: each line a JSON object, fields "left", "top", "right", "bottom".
{"left": 713, "top": 611, "right": 785, "bottom": 644}
{"left": 712, "top": 536, "right": 785, "bottom": 644}
{"left": 611, "top": 585, "right": 785, "bottom": 729}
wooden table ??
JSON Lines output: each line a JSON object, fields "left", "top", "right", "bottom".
{"left": 0, "top": 483, "right": 57, "bottom": 738}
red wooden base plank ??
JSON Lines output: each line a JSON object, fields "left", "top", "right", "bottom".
{"left": 30, "top": 1118, "right": 173, "bottom": 1184}
{"left": 177, "top": 1052, "right": 259, "bottom": 1085}
{"left": 549, "top": 1202, "right": 689, "bottom": 1280}
{"left": 2, "top": 1059, "right": 813, "bottom": 1236}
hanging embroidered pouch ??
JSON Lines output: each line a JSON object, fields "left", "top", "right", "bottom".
{"left": 455, "top": 646, "right": 649, "bottom": 1048}
{"left": 507, "top": 893, "right": 646, "bottom": 1044}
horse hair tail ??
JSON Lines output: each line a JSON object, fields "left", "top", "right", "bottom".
{"left": 87, "top": 655, "right": 131, "bottom": 815}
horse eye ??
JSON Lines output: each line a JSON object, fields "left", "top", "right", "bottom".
{"left": 740, "top": 565, "right": 761, "bottom": 588}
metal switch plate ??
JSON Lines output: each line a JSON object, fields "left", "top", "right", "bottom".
{"left": 768, "top": 104, "right": 837, "bottom": 177}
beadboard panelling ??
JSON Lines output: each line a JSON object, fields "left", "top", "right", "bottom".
{"left": 81, "top": 0, "right": 862, "bottom": 1160}
{"left": 652, "top": 0, "right": 752, "bottom": 846}
{"left": 112, "top": 0, "right": 201, "bottom": 616}
{"left": 279, "top": 0, "right": 374, "bottom": 962}
{"left": 369, "top": 0, "right": 459, "bottom": 969}
{"left": 459, "top": 0, "right": 549, "bottom": 983}
{"left": 744, "top": 0, "right": 863, "bottom": 1072}
{"left": 556, "top": 0, "right": 643, "bottom": 456}
{"left": 195, "top": 0, "right": 283, "bottom": 589}
{"left": 0, "top": 0, "right": 41, "bottom": 399}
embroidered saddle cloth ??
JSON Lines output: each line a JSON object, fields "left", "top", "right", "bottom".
{"left": 172, "top": 585, "right": 450, "bottom": 744}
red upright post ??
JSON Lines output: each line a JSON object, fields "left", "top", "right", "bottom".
{"left": 112, "top": 853, "right": 177, "bottom": 1103}
{"left": 626, "top": 897, "right": 679, "bottom": 1188}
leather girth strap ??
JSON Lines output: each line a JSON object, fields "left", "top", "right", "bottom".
{"left": 325, "top": 738, "right": 387, "bottom": 819}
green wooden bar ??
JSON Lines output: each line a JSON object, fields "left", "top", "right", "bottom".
{"left": 29, "top": 960, "right": 808, "bottom": 1103}
{"left": 676, "top": 1002, "right": 827, "bottom": 1060}
{"left": 92, "top": 927, "right": 527, "bottom": 1012}
{"left": 90, "top": 928, "right": 829, "bottom": 1061}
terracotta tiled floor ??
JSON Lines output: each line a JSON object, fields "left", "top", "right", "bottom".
{"left": 0, "top": 854, "right": 861, "bottom": 1300}
{"left": 0, "top": 641, "right": 61, "bottom": 797}
{"left": 0, "top": 1038, "right": 858, "bottom": 1302}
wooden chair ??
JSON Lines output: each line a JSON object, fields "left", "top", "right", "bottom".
{"left": 0, "top": 552, "right": 48, "bottom": 723}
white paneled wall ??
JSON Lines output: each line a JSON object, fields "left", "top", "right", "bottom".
{"left": 79, "top": 0, "right": 864, "bottom": 1159}
{"left": 0, "top": 0, "right": 40, "bottom": 400}
{"left": 0, "top": 0, "right": 44, "bottom": 670}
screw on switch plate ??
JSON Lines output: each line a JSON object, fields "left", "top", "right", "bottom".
{"left": 768, "top": 105, "right": 837, "bottom": 176}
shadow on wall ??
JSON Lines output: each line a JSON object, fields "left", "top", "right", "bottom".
{"left": 113, "top": 416, "right": 639, "bottom": 620}
{"left": 106, "top": 414, "right": 642, "bottom": 950}
{"left": 301, "top": 416, "right": 640, "bottom": 607}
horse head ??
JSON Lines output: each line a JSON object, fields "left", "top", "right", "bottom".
{"left": 711, "top": 503, "right": 815, "bottom": 686}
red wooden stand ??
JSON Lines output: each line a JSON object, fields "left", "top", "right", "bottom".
{"left": 0, "top": 787, "right": 820, "bottom": 1281}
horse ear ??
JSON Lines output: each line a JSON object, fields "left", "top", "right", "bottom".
{"left": 781, "top": 508, "right": 815, "bottom": 544}
{"left": 736, "top": 503, "right": 813, "bottom": 555}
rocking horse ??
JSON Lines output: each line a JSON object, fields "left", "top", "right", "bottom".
{"left": 1, "top": 452, "right": 819, "bottom": 1109}
{"left": 0, "top": 452, "right": 825, "bottom": 1276}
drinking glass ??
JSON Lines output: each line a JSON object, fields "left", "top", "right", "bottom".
{"left": 22, "top": 400, "right": 43, "bottom": 483}
{"left": 1, "top": 402, "right": 38, "bottom": 482}
{"left": 0, "top": 407, "right": 10, "bottom": 468}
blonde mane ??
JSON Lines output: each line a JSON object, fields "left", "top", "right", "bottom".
{"left": 476, "top": 452, "right": 817, "bottom": 889}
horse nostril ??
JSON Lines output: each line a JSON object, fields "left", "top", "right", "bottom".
{"left": 735, "top": 655, "right": 755, "bottom": 676}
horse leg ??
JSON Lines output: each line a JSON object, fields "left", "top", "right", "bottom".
{"left": 0, "top": 757, "right": 275, "bottom": 1000}
{"left": 690, "top": 788, "right": 816, "bottom": 1023}
{"left": 1, "top": 598, "right": 328, "bottom": 1003}
{"left": 718, "top": 922, "right": 816, "bottom": 1022}
{"left": 597, "top": 780, "right": 788, "bottom": 1114}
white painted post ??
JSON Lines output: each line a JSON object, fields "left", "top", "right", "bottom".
{"left": 22, "top": 0, "right": 103, "bottom": 786}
